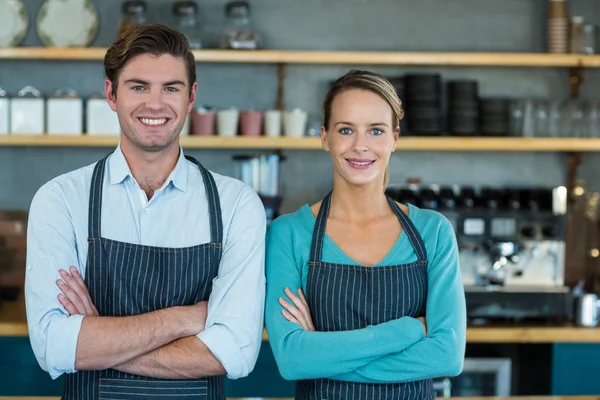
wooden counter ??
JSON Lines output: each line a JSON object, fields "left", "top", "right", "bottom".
{"left": 0, "top": 396, "right": 598, "bottom": 400}
{"left": 3, "top": 299, "right": 600, "bottom": 343}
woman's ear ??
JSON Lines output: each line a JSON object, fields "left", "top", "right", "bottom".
{"left": 321, "top": 125, "right": 330, "bottom": 152}
{"left": 392, "top": 126, "right": 400, "bottom": 152}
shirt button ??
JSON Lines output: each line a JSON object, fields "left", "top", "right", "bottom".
{"left": 144, "top": 208, "right": 150, "bottom": 215}
{"left": 27, "top": 264, "right": 33, "bottom": 271}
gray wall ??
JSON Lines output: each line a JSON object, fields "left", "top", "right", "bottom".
{"left": 1, "top": 0, "right": 600, "bottom": 213}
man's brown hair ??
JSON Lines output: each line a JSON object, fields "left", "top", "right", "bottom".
{"left": 104, "top": 23, "right": 196, "bottom": 98}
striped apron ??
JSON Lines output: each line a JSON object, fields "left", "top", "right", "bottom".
{"left": 62, "top": 154, "right": 225, "bottom": 400}
{"left": 296, "top": 192, "right": 434, "bottom": 400}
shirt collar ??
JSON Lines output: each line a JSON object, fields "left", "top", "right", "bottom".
{"left": 108, "top": 143, "right": 189, "bottom": 192}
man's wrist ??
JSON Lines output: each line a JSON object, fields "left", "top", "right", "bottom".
{"left": 156, "top": 306, "right": 194, "bottom": 338}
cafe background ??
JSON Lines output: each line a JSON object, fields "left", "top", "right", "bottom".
{"left": 1, "top": 0, "right": 600, "bottom": 397}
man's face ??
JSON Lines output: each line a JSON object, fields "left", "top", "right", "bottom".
{"left": 105, "top": 53, "right": 197, "bottom": 153}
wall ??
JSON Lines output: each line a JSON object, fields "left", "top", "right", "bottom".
{"left": 1, "top": 0, "right": 600, "bottom": 214}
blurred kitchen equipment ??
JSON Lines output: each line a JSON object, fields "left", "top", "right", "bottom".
{"left": 191, "top": 107, "right": 215, "bottom": 135}
{"left": 181, "top": 114, "right": 191, "bottom": 136}
{"left": 583, "top": 24, "right": 596, "bottom": 54}
{"left": 36, "top": 0, "right": 98, "bottom": 47}
{"left": 172, "top": 1, "right": 202, "bottom": 49}
{"left": 217, "top": 108, "right": 239, "bottom": 136}
{"left": 405, "top": 74, "right": 443, "bottom": 135}
{"left": 283, "top": 108, "right": 307, "bottom": 137}
{"left": 240, "top": 110, "right": 262, "bottom": 136}
{"left": 575, "top": 293, "right": 599, "bottom": 326}
{"left": 0, "top": 210, "right": 27, "bottom": 302}
{"left": 388, "top": 184, "right": 573, "bottom": 324}
{"left": 86, "top": 94, "right": 121, "bottom": 135}
{"left": 118, "top": 0, "right": 146, "bottom": 39}
{"left": 220, "top": 1, "right": 261, "bottom": 50}
{"left": 447, "top": 80, "right": 479, "bottom": 136}
{"left": 10, "top": 86, "right": 44, "bottom": 135}
{"left": 233, "top": 153, "right": 283, "bottom": 223}
{"left": 547, "top": 0, "right": 569, "bottom": 54}
{"left": 434, "top": 358, "right": 511, "bottom": 397}
{"left": 570, "top": 16, "right": 586, "bottom": 53}
{"left": 0, "top": 88, "right": 8, "bottom": 135}
{"left": 47, "top": 88, "right": 83, "bottom": 135}
{"left": 264, "top": 110, "right": 282, "bottom": 137}
{"left": 0, "top": 0, "right": 28, "bottom": 47}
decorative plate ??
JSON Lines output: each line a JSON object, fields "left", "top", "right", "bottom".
{"left": 37, "top": 0, "right": 98, "bottom": 47}
{"left": 0, "top": 0, "right": 29, "bottom": 46}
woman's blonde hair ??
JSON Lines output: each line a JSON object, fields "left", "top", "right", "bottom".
{"left": 322, "top": 69, "right": 404, "bottom": 188}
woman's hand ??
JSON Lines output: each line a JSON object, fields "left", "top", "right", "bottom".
{"left": 279, "top": 287, "right": 316, "bottom": 331}
{"left": 417, "top": 316, "right": 427, "bottom": 336}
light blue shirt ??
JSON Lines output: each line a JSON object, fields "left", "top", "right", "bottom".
{"left": 24, "top": 144, "right": 266, "bottom": 380}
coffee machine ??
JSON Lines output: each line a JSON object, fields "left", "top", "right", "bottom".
{"left": 386, "top": 184, "right": 574, "bottom": 324}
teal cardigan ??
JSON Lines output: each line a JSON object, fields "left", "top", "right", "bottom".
{"left": 264, "top": 203, "right": 466, "bottom": 383}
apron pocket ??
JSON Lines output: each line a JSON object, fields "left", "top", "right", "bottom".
{"left": 99, "top": 377, "right": 207, "bottom": 399}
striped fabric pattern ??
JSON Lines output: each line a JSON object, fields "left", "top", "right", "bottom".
{"left": 62, "top": 154, "right": 226, "bottom": 400}
{"left": 296, "top": 192, "right": 434, "bottom": 400}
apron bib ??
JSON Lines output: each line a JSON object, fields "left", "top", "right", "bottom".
{"left": 296, "top": 192, "right": 434, "bottom": 400}
{"left": 62, "top": 154, "right": 225, "bottom": 400}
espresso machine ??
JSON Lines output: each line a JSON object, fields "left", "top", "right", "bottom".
{"left": 386, "top": 184, "right": 574, "bottom": 324}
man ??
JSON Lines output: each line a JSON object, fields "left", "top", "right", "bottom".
{"left": 24, "top": 23, "right": 266, "bottom": 399}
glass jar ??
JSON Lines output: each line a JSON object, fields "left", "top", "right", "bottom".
{"left": 220, "top": 1, "right": 261, "bottom": 50}
{"left": 172, "top": 1, "right": 202, "bottom": 49}
{"left": 118, "top": 0, "right": 147, "bottom": 39}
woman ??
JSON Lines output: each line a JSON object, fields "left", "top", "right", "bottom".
{"left": 265, "top": 69, "right": 466, "bottom": 400}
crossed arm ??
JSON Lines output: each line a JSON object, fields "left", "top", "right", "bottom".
{"left": 56, "top": 267, "right": 225, "bottom": 379}
{"left": 25, "top": 182, "right": 266, "bottom": 381}
{"left": 265, "top": 218, "right": 466, "bottom": 383}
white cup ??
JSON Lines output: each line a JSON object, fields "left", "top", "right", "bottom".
{"left": 217, "top": 109, "right": 239, "bottom": 137}
{"left": 284, "top": 108, "right": 308, "bottom": 137}
{"left": 264, "top": 110, "right": 282, "bottom": 137}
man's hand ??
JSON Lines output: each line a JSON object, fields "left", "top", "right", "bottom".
{"left": 57, "top": 267, "right": 209, "bottom": 336}
{"left": 57, "top": 267, "right": 98, "bottom": 317}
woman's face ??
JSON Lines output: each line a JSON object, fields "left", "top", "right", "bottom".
{"left": 321, "top": 89, "right": 399, "bottom": 187}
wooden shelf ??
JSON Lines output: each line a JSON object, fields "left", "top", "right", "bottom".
{"left": 0, "top": 135, "right": 322, "bottom": 149}
{"left": 3, "top": 135, "right": 600, "bottom": 152}
{"left": 1, "top": 47, "right": 600, "bottom": 67}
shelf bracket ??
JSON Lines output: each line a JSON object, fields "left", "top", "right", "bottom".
{"left": 566, "top": 152, "right": 583, "bottom": 204}
{"left": 276, "top": 63, "right": 287, "bottom": 111}
{"left": 569, "top": 62, "right": 584, "bottom": 99}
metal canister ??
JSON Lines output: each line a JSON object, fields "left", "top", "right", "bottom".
{"left": 576, "top": 293, "right": 599, "bottom": 327}
{"left": 0, "top": 88, "right": 8, "bottom": 135}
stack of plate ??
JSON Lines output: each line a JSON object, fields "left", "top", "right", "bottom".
{"left": 447, "top": 80, "right": 479, "bottom": 136}
{"left": 387, "top": 76, "right": 409, "bottom": 135}
{"left": 479, "top": 99, "right": 510, "bottom": 136}
{"left": 405, "top": 74, "right": 444, "bottom": 135}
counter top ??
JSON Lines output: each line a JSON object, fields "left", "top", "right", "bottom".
{"left": 0, "top": 397, "right": 598, "bottom": 400}
{"left": 2, "top": 299, "right": 600, "bottom": 343}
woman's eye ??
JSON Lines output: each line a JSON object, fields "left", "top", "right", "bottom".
{"left": 371, "top": 128, "right": 383, "bottom": 135}
{"left": 339, "top": 128, "right": 352, "bottom": 135}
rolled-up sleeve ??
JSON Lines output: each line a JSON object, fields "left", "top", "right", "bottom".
{"left": 25, "top": 182, "right": 84, "bottom": 379}
{"left": 197, "top": 185, "right": 266, "bottom": 380}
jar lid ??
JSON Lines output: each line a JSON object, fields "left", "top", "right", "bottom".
{"left": 122, "top": 0, "right": 146, "bottom": 13}
{"left": 226, "top": 1, "right": 249, "bottom": 15}
{"left": 173, "top": 1, "right": 197, "bottom": 14}
{"left": 18, "top": 86, "right": 42, "bottom": 98}
{"left": 52, "top": 88, "right": 78, "bottom": 98}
